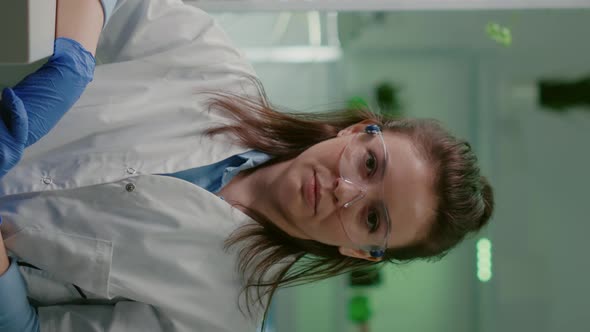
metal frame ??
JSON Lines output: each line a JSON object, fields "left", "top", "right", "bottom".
{"left": 190, "top": 0, "right": 590, "bottom": 11}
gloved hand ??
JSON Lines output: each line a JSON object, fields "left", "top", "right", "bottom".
{"left": 0, "top": 37, "right": 94, "bottom": 178}
{"left": 0, "top": 89, "right": 28, "bottom": 178}
{"left": 5, "top": 37, "right": 96, "bottom": 148}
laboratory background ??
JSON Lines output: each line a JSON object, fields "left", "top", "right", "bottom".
{"left": 1, "top": 1, "right": 589, "bottom": 332}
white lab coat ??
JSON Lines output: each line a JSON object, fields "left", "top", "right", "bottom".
{"left": 0, "top": 0, "right": 267, "bottom": 331}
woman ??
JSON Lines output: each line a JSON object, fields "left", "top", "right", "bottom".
{"left": 0, "top": 0, "right": 494, "bottom": 331}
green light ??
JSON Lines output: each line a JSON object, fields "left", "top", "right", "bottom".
{"left": 476, "top": 238, "right": 493, "bottom": 282}
{"left": 486, "top": 22, "right": 512, "bottom": 47}
{"left": 477, "top": 238, "right": 492, "bottom": 251}
{"left": 477, "top": 250, "right": 491, "bottom": 261}
{"left": 478, "top": 270, "right": 492, "bottom": 282}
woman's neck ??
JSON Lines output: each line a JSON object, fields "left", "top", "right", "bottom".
{"left": 217, "top": 159, "right": 307, "bottom": 239}
{"left": 218, "top": 158, "right": 284, "bottom": 205}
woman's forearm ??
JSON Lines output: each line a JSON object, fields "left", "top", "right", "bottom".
{"left": 56, "top": 0, "right": 105, "bottom": 56}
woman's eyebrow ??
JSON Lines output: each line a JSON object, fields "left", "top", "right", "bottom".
{"left": 379, "top": 143, "right": 394, "bottom": 235}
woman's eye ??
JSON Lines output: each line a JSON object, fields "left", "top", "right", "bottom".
{"left": 366, "top": 209, "right": 380, "bottom": 233}
{"left": 365, "top": 152, "right": 377, "bottom": 175}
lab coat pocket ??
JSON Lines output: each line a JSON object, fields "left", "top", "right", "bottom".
{"left": 4, "top": 226, "right": 113, "bottom": 299}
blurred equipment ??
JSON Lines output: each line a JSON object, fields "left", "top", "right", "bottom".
{"left": 349, "top": 266, "right": 382, "bottom": 287}
{"left": 538, "top": 76, "right": 590, "bottom": 111}
{"left": 375, "top": 82, "right": 402, "bottom": 116}
{"left": 348, "top": 295, "right": 372, "bottom": 324}
{"left": 0, "top": 0, "right": 56, "bottom": 64}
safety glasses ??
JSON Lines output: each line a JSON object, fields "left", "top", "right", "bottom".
{"left": 337, "top": 124, "right": 391, "bottom": 258}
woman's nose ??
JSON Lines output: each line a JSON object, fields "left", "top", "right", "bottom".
{"left": 334, "top": 177, "right": 366, "bottom": 208}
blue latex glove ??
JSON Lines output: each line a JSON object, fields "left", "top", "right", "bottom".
{"left": 2, "top": 37, "right": 95, "bottom": 148}
{"left": 0, "top": 89, "right": 28, "bottom": 178}
{"left": 0, "top": 37, "right": 94, "bottom": 177}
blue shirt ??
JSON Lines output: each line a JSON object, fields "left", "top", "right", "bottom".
{"left": 0, "top": 149, "right": 272, "bottom": 331}
{"left": 99, "top": 0, "right": 118, "bottom": 30}
{"left": 163, "top": 149, "right": 273, "bottom": 195}
{"left": 0, "top": 258, "right": 39, "bottom": 331}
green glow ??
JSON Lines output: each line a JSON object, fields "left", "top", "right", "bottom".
{"left": 477, "top": 250, "right": 491, "bottom": 261}
{"left": 486, "top": 22, "right": 512, "bottom": 47}
{"left": 476, "top": 238, "right": 493, "bottom": 282}
{"left": 478, "top": 270, "right": 492, "bottom": 282}
{"left": 477, "top": 238, "right": 492, "bottom": 251}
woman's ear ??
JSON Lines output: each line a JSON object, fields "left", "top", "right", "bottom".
{"left": 338, "top": 247, "right": 382, "bottom": 262}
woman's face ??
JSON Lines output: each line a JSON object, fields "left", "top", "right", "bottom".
{"left": 257, "top": 122, "right": 437, "bottom": 261}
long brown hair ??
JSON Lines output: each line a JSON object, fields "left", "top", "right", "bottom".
{"left": 204, "top": 78, "right": 494, "bottom": 324}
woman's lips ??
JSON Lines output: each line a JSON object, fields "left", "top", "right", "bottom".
{"left": 314, "top": 172, "right": 320, "bottom": 215}
{"left": 305, "top": 171, "right": 316, "bottom": 215}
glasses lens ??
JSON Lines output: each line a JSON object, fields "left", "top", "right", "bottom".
{"left": 338, "top": 132, "right": 390, "bottom": 249}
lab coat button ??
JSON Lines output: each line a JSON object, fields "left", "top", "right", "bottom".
{"left": 41, "top": 176, "right": 53, "bottom": 185}
{"left": 125, "top": 183, "right": 136, "bottom": 192}
{"left": 126, "top": 167, "right": 137, "bottom": 174}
